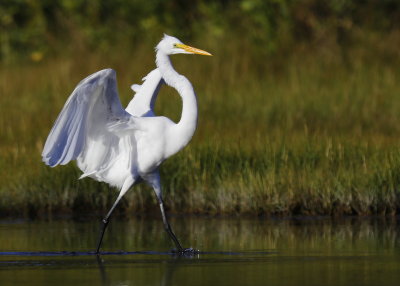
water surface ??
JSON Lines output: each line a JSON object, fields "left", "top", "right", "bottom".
{"left": 0, "top": 216, "right": 399, "bottom": 285}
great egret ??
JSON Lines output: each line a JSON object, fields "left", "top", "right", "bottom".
{"left": 41, "top": 34, "right": 211, "bottom": 254}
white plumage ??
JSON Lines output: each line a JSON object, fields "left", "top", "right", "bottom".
{"left": 127, "top": 68, "right": 164, "bottom": 117}
{"left": 41, "top": 34, "right": 212, "bottom": 254}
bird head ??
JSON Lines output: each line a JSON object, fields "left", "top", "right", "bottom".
{"left": 156, "top": 34, "right": 212, "bottom": 56}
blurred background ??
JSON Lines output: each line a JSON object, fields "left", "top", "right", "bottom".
{"left": 0, "top": 0, "right": 400, "bottom": 217}
{"left": 1, "top": 0, "right": 400, "bottom": 63}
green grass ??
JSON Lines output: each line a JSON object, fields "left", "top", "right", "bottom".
{"left": 1, "top": 37, "right": 400, "bottom": 217}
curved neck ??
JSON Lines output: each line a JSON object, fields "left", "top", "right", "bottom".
{"left": 156, "top": 52, "right": 198, "bottom": 144}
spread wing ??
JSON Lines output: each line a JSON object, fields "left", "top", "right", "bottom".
{"left": 125, "top": 68, "right": 164, "bottom": 117}
{"left": 41, "top": 68, "right": 134, "bottom": 167}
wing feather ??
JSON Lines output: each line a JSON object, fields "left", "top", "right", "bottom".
{"left": 125, "top": 68, "right": 164, "bottom": 117}
{"left": 42, "top": 68, "right": 132, "bottom": 167}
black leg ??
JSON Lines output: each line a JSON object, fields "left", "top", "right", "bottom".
{"left": 158, "top": 199, "right": 183, "bottom": 251}
{"left": 95, "top": 193, "right": 125, "bottom": 254}
{"left": 150, "top": 175, "right": 198, "bottom": 256}
{"left": 96, "top": 218, "right": 110, "bottom": 254}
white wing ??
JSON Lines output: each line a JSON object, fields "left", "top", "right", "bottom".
{"left": 42, "top": 69, "right": 133, "bottom": 168}
{"left": 125, "top": 69, "right": 164, "bottom": 117}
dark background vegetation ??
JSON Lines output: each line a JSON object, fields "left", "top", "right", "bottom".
{"left": 1, "top": 0, "right": 400, "bottom": 217}
{"left": 2, "top": 0, "right": 399, "bottom": 63}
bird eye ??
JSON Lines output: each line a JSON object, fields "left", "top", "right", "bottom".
{"left": 173, "top": 44, "right": 178, "bottom": 48}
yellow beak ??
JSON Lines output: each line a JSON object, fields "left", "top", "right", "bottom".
{"left": 176, "top": 43, "right": 212, "bottom": 56}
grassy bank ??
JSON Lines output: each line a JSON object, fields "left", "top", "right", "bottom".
{"left": 1, "top": 34, "right": 400, "bottom": 217}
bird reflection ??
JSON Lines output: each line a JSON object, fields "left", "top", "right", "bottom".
{"left": 95, "top": 253, "right": 199, "bottom": 286}
{"left": 96, "top": 255, "right": 109, "bottom": 286}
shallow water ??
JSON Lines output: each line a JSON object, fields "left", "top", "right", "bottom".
{"left": 0, "top": 216, "right": 399, "bottom": 285}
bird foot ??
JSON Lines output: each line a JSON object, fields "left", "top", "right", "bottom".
{"left": 171, "top": 247, "right": 199, "bottom": 256}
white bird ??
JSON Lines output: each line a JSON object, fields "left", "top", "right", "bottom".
{"left": 41, "top": 34, "right": 211, "bottom": 254}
